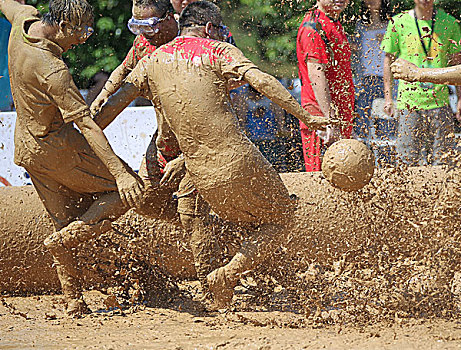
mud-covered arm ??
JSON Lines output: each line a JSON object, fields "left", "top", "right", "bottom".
{"left": 391, "top": 58, "right": 461, "bottom": 85}
{"left": 0, "top": 0, "right": 32, "bottom": 22}
{"left": 90, "top": 64, "right": 131, "bottom": 115}
{"left": 74, "top": 114, "right": 144, "bottom": 207}
{"left": 93, "top": 82, "right": 141, "bottom": 130}
{"left": 244, "top": 68, "right": 328, "bottom": 130}
{"left": 46, "top": 66, "right": 143, "bottom": 207}
{"left": 414, "top": 64, "right": 461, "bottom": 85}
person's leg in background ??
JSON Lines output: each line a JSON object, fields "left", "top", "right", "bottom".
{"left": 429, "top": 106, "right": 456, "bottom": 166}
{"left": 300, "top": 128, "right": 323, "bottom": 172}
{"left": 355, "top": 75, "right": 385, "bottom": 142}
{"left": 396, "top": 109, "right": 426, "bottom": 166}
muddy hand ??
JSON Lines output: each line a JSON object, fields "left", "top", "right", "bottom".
{"left": 391, "top": 58, "right": 421, "bottom": 82}
{"left": 116, "top": 172, "right": 145, "bottom": 208}
{"left": 90, "top": 94, "right": 108, "bottom": 116}
{"left": 305, "top": 112, "right": 329, "bottom": 131}
{"left": 317, "top": 125, "right": 340, "bottom": 146}
{"left": 160, "top": 156, "right": 186, "bottom": 187}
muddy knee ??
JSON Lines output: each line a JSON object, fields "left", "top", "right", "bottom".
{"left": 45, "top": 220, "right": 112, "bottom": 251}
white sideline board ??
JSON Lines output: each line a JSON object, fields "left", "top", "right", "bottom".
{"left": 0, "top": 107, "right": 157, "bottom": 186}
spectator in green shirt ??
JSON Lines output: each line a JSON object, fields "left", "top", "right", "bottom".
{"left": 381, "top": 0, "right": 461, "bottom": 166}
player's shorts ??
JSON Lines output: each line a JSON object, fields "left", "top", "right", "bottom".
{"left": 27, "top": 146, "right": 118, "bottom": 229}
{"left": 189, "top": 148, "right": 296, "bottom": 226}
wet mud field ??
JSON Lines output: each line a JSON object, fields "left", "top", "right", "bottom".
{"left": 1, "top": 286, "right": 461, "bottom": 349}
{"left": 1, "top": 168, "right": 461, "bottom": 349}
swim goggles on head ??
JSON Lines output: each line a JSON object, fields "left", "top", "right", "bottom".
{"left": 127, "top": 13, "right": 170, "bottom": 36}
{"left": 80, "top": 25, "right": 94, "bottom": 40}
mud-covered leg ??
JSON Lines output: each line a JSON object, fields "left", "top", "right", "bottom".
{"left": 44, "top": 193, "right": 123, "bottom": 317}
{"left": 180, "top": 213, "right": 220, "bottom": 296}
{"left": 176, "top": 173, "right": 221, "bottom": 296}
{"left": 207, "top": 222, "right": 287, "bottom": 308}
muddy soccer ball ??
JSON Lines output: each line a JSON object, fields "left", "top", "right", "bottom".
{"left": 322, "top": 139, "right": 375, "bottom": 192}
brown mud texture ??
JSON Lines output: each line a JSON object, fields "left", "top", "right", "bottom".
{"left": 0, "top": 166, "right": 460, "bottom": 346}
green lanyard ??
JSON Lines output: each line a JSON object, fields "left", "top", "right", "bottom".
{"left": 414, "top": 9, "right": 436, "bottom": 60}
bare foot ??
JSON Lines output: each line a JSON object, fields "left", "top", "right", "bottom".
{"left": 66, "top": 299, "right": 91, "bottom": 318}
{"left": 206, "top": 267, "right": 236, "bottom": 309}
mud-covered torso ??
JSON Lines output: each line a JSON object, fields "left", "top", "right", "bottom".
{"left": 8, "top": 6, "right": 89, "bottom": 171}
{"left": 128, "top": 37, "right": 294, "bottom": 223}
{"left": 132, "top": 37, "right": 263, "bottom": 189}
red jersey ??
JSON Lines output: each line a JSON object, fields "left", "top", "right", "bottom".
{"left": 296, "top": 9, "right": 354, "bottom": 135}
{"left": 122, "top": 34, "right": 157, "bottom": 70}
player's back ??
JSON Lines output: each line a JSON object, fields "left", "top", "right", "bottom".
{"left": 149, "top": 37, "right": 256, "bottom": 180}
{"left": 133, "top": 36, "right": 293, "bottom": 224}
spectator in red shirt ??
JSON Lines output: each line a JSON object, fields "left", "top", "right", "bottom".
{"left": 296, "top": 0, "right": 355, "bottom": 171}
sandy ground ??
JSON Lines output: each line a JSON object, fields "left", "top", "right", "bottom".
{"left": 1, "top": 285, "right": 461, "bottom": 350}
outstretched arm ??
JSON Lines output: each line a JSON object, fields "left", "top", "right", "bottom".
{"left": 243, "top": 68, "right": 328, "bottom": 130}
{"left": 0, "top": 0, "right": 26, "bottom": 21}
{"left": 391, "top": 58, "right": 461, "bottom": 85}
{"left": 90, "top": 64, "right": 131, "bottom": 115}
{"left": 74, "top": 114, "right": 144, "bottom": 208}
{"left": 92, "top": 82, "right": 141, "bottom": 130}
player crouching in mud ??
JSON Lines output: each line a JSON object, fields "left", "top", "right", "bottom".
{"left": 0, "top": 0, "right": 145, "bottom": 316}
{"left": 94, "top": 1, "right": 332, "bottom": 308}
{"left": 90, "top": 0, "right": 220, "bottom": 299}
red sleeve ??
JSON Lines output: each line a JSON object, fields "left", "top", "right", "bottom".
{"left": 122, "top": 45, "right": 136, "bottom": 70}
{"left": 298, "top": 24, "right": 328, "bottom": 65}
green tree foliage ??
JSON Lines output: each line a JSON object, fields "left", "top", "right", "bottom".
{"left": 15, "top": 0, "right": 461, "bottom": 85}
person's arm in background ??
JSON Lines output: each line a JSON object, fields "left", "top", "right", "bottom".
{"left": 244, "top": 68, "right": 329, "bottom": 130}
{"left": 306, "top": 59, "right": 339, "bottom": 145}
{"left": 383, "top": 52, "right": 396, "bottom": 118}
{"left": 380, "top": 17, "right": 399, "bottom": 119}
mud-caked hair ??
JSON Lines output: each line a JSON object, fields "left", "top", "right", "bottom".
{"left": 179, "top": 1, "right": 222, "bottom": 29}
{"left": 42, "top": 0, "right": 94, "bottom": 26}
{"left": 134, "top": 0, "right": 174, "bottom": 16}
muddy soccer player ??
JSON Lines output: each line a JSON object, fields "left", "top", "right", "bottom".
{"left": 94, "top": 0, "right": 330, "bottom": 307}
{"left": 0, "top": 0, "right": 145, "bottom": 316}
{"left": 90, "top": 0, "right": 220, "bottom": 294}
